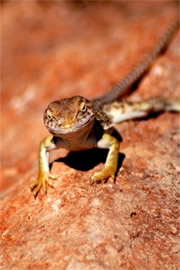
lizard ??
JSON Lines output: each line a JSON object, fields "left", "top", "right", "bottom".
{"left": 31, "top": 16, "right": 180, "bottom": 197}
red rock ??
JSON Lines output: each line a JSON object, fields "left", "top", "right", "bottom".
{"left": 1, "top": 2, "right": 179, "bottom": 269}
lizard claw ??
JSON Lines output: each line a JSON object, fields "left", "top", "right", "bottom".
{"left": 31, "top": 172, "right": 57, "bottom": 198}
{"left": 91, "top": 167, "right": 115, "bottom": 184}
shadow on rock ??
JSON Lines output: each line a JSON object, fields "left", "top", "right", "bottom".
{"left": 53, "top": 149, "right": 125, "bottom": 173}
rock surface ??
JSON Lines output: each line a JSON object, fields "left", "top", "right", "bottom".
{"left": 1, "top": 1, "right": 179, "bottom": 270}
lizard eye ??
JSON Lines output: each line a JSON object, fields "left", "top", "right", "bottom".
{"left": 80, "top": 103, "right": 87, "bottom": 112}
{"left": 46, "top": 110, "right": 52, "bottom": 120}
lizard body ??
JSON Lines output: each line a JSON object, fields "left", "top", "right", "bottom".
{"left": 31, "top": 17, "right": 180, "bottom": 197}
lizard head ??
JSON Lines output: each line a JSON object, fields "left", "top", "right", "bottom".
{"left": 44, "top": 96, "right": 95, "bottom": 136}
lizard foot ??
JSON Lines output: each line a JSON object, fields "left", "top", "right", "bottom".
{"left": 31, "top": 172, "right": 57, "bottom": 198}
{"left": 91, "top": 166, "right": 116, "bottom": 184}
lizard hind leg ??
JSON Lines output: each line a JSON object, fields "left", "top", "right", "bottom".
{"left": 91, "top": 133, "right": 120, "bottom": 184}
{"left": 104, "top": 98, "right": 180, "bottom": 124}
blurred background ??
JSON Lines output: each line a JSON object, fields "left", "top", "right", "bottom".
{"left": 1, "top": 0, "right": 179, "bottom": 193}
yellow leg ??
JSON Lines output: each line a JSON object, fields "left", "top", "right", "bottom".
{"left": 91, "top": 134, "right": 120, "bottom": 183}
{"left": 31, "top": 135, "right": 56, "bottom": 197}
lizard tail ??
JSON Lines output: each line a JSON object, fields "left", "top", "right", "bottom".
{"left": 94, "top": 16, "right": 179, "bottom": 105}
{"left": 103, "top": 98, "right": 180, "bottom": 123}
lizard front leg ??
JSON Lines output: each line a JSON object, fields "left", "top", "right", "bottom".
{"left": 91, "top": 133, "right": 120, "bottom": 184}
{"left": 31, "top": 135, "right": 57, "bottom": 197}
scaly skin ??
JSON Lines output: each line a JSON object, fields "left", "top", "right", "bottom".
{"left": 31, "top": 16, "right": 179, "bottom": 197}
{"left": 31, "top": 96, "right": 180, "bottom": 197}
{"left": 103, "top": 98, "right": 180, "bottom": 124}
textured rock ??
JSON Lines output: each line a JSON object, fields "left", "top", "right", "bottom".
{"left": 1, "top": 1, "right": 179, "bottom": 270}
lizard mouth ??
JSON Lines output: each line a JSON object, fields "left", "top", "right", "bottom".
{"left": 46, "top": 115, "right": 94, "bottom": 135}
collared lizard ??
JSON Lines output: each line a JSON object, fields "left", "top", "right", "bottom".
{"left": 31, "top": 17, "right": 180, "bottom": 197}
